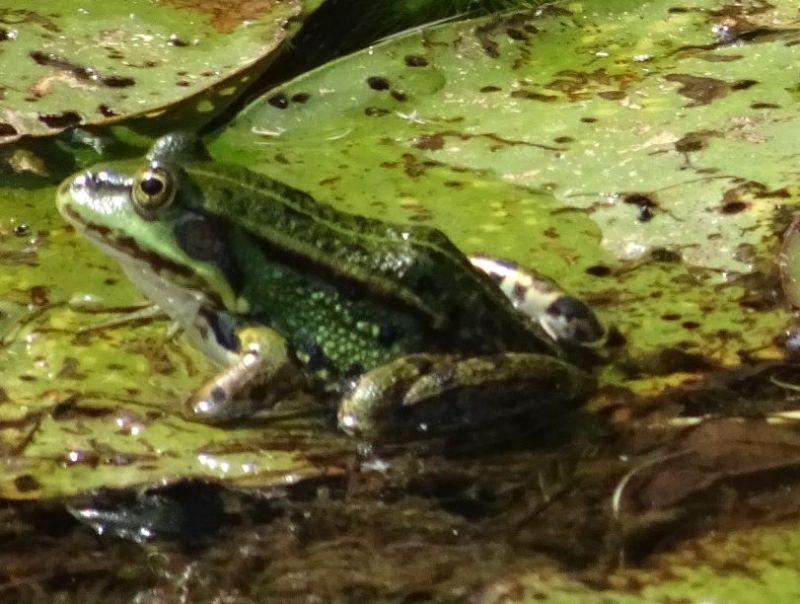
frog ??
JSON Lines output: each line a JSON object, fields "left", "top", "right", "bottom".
{"left": 56, "top": 133, "right": 600, "bottom": 440}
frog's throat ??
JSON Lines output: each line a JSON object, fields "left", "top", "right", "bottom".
{"left": 62, "top": 204, "right": 224, "bottom": 313}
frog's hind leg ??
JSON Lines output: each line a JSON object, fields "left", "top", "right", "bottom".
{"left": 338, "top": 352, "right": 595, "bottom": 440}
{"left": 469, "top": 255, "right": 605, "bottom": 348}
{"left": 183, "top": 326, "right": 306, "bottom": 424}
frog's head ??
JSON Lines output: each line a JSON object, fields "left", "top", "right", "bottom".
{"left": 56, "top": 133, "right": 242, "bottom": 313}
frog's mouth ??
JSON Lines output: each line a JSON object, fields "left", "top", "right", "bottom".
{"left": 61, "top": 202, "right": 196, "bottom": 282}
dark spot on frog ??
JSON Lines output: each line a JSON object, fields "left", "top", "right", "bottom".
{"left": 0, "top": 387, "right": 7, "bottom": 404}
{"left": 0, "top": 28, "right": 14, "bottom": 41}
{"left": 650, "top": 248, "right": 682, "bottom": 263}
{"left": 367, "top": 76, "right": 391, "bottom": 91}
{"left": 662, "top": 313, "right": 681, "bottom": 321}
{"left": 721, "top": 201, "right": 748, "bottom": 214}
{"left": 0, "top": 122, "right": 17, "bottom": 136}
{"left": 444, "top": 181, "right": 463, "bottom": 188}
{"left": 13, "top": 475, "right": 39, "bottom": 493}
{"left": 581, "top": 117, "right": 598, "bottom": 123}
{"left": 38, "top": 111, "right": 81, "bottom": 129}
{"left": 274, "top": 154, "right": 290, "bottom": 165}
{"left": 624, "top": 193, "right": 658, "bottom": 222}
{"left": 98, "top": 104, "right": 118, "bottom": 117}
{"left": 586, "top": 265, "right": 612, "bottom": 277}
{"left": 176, "top": 80, "right": 191, "bottom": 87}
{"left": 751, "top": 102, "right": 779, "bottom": 109}
{"left": 598, "top": 90, "right": 626, "bottom": 100}
{"left": 391, "top": 90, "right": 408, "bottom": 102}
{"left": 480, "top": 85, "right": 502, "bottom": 93}
{"left": 291, "top": 92, "right": 310, "bottom": 104}
{"left": 668, "top": 6, "right": 690, "bottom": 12}
{"left": 168, "top": 34, "right": 189, "bottom": 47}
{"left": 29, "top": 51, "right": 135, "bottom": 88}
{"left": 13, "top": 224, "right": 29, "bottom": 237}
{"left": 664, "top": 73, "right": 758, "bottom": 106}
{"left": 510, "top": 90, "right": 558, "bottom": 102}
{"left": 553, "top": 136, "right": 574, "bottom": 144}
{"left": 414, "top": 133, "right": 445, "bottom": 151}
{"left": 267, "top": 92, "right": 289, "bottom": 109}
{"left": 682, "top": 321, "right": 700, "bottom": 330}
{"left": 364, "top": 107, "right": 389, "bottom": 117}
{"left": 405, "top": 55, "right": 428, "bottom": 67}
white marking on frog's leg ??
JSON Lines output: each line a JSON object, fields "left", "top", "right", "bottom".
{"left": 469, "top": 254, "right": 606, "bottom": 347}
{"left": 183, "top": 327, "right": 304, "bottom": 424}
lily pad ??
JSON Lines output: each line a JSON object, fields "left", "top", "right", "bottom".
{"left": 212, "top": 0, "right": 800, "bottom": 398}
{"left": 0, "top": 0, "right": 305, "bottom": 144}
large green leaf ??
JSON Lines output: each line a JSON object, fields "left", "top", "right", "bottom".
{"left": 0, "top": 0, "right": 304, "bottom": 144}
{"left": 213, "top": 0, "right": 800, "bottom": 399}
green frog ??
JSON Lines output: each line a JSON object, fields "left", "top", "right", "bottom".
{"left": 56, "top": 133, "right": 599, "bottom": 440}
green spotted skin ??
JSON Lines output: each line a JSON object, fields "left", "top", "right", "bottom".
{"left": 58, "top": 133, "right": 557, "bottom": 394}
{"left": 181, "top": 162, "right": 555, "bottom": 386}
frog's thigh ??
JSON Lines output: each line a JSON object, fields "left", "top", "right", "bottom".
{"left": 183, "top": 326, "right": 303, "bottom": 424}
{"left": 337, "top": 353, "right": 595, "bottom": 439}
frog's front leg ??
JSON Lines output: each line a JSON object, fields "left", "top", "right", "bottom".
{"left": 337, "top": 353, "right": 595, "bottom": 440}
{"left": 183, "top": 326, "right": 306, "bottom": 424}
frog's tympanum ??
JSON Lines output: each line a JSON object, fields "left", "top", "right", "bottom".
{"left": 57, "top": 133, "right": 601, "bottom": 440}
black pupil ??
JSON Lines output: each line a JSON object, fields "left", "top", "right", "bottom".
{"left": 140, "top": 175, "right": 164, "bottom": 196}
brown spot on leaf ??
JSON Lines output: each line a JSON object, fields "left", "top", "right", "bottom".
{"left": 586, "top": 265, "right": 612, "bottom": 277}
{"left": 29, "top": 51, "right": 135, "bottom": 88}
{"left": 510, "top": 89, "right": 558, "bottom": 102}
{"left": 57, "top": 357, "right": 86, "bottom": 380}
{"left": 267, "top": 91, "right": 288, "bottom": 109}
{"left": 160, "top": 0, "right": 294, "bottom": 34}
{"left": 664, "top": 73, "right": 758, "bottom": 106}
{"left": 480, "top": 85, "right": 501, "bottom": 93}
{"left": 367, "top": 76, "right": 391, "bottom": 91}
{"left": 404, "top": 55, "right": 428, "bottom": 67}
{"left": 391, "top": 90, "right": 408, "bottom": 102}
{"left": 598, "top": 90, "right": 626, "bottom": 100}
{"left": 750, "top": 101, "right": 779, "bottom": 109}
{"left": 721, "top": 201, "right": 748, "bottom": 214}
{"left": 38, "top": 111, "right": 81, "bottom": 129}
{"left": 13, "top": 475, "right": 39, "bottom": 493}
{"left": 291, "top": 92, "right": 310, "bottom": 103}
{"left": 414, "top": 134, "right": 445, "bottom": 150}
{"left": 97, "top": 104, "right": 118, "bottom": 117}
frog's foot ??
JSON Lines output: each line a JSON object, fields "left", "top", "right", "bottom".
{"left": 183, "top": 326, "right": 305, "bottom": 424}
{"left": 337, "top": 352, "right": 595, "bottom": 440}
{"left": 469, "top": 255, "right": 606, "bottom": 348}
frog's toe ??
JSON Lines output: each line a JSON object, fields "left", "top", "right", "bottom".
{"left": 542, "top": 295, "right": 606, "bottom": 348}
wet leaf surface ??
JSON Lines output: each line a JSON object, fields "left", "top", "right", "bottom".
{"left": 0, "top": 0, "right": 304, "bottom": 143}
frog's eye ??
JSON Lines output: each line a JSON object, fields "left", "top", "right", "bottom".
{"left": 132, "top": 165, "right": 175, "bottom": 217}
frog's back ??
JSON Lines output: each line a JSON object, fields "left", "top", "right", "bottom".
{"left": 184, "top": 161, "right": 555, "bottom": 364}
